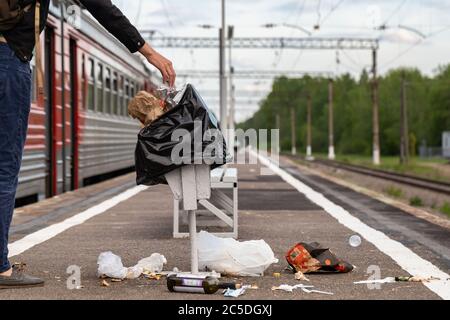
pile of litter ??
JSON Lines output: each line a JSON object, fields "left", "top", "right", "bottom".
{"left": 95, "top": 232, "right": 444, "bottom": 297}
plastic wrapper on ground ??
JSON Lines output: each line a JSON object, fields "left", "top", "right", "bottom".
{"left": 197, "top": 231, "right": 278, "bottom": 277}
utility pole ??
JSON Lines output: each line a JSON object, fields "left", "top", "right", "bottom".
{"left": 276, "top": 113, "right": 281, "bottom": 155}
{"left": 219, "top": 0, "right": 228, "bottom": 138}
{"left": 372, "top": 48, "right": 381, "bottom": 165}
{"left": 328, "top": 78, "right": 336, "bottom": 160}
{"left": 400, "top": 72, "right": 409, "bottom": 164}
{"left": 306, "top": 94, "right": 314, "bottom": 160}
{"left": 228, "top": 25, "right": 234, "bottom": 149}
{"left": 229, "top": 84, "right": 235, "bottom": 148}
{"left": 291, "top": 107, "right": 297, "bottom": 155}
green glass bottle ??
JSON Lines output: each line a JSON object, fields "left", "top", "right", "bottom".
{"left": 167, "top": 275, "right": 240, "bottom": 294}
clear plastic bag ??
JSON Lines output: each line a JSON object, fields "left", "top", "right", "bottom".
{"left": 135, "top": 253, "right": 167, "bottom": 273}
{"left": 156, "top": 84, "right": 180, "bottom": 109}
{"left": 197, "top": 231, "right": 279, "bottom": 277}
{"left": 97, "top": 251, "right": 128, "bottom": 279}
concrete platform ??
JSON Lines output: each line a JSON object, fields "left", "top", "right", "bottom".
{"left": 0, "top": 158, "right": 446, "bottom": 300}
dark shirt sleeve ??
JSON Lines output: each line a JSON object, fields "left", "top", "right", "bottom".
{"left": 79, "top": 0, "right": 145, "bottom": 53}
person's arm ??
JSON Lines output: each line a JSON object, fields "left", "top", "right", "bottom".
{"left": 79, "top": 0, "right": 176, "bottom": 87}
{"left": 139, "top": 43, "right": 176, "bottom": 88}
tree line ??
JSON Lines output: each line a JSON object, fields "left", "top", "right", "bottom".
{"left": 239, "top": 65, "right": 450, "bottom": 156}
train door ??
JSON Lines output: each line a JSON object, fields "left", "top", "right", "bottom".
{"left": 44, "top": 28, "right": 56, "bottom": 198}
{"left": 45, "top": 26, "right": 80, "bottom": 197}
{"left": 69, "top": 39, "right": 79, "bottom": 190}
{"left": 59, "top": 32, "right": 72, "bottom": 194}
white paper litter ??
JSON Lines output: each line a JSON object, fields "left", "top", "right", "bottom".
{"left": 223, "top": 285, "right": 258, "bottom": 298}
{"left": 272, "top": 284, "right": 333, "bottom": 295}
{"left": 223, "top": 287, "right": 246, "bottom": 298}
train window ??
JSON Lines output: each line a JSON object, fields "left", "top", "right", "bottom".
{"left": 125, "top": 78, "right": 130, "bottom": 114}
{"left": 96, "top": 62, "right": 104, "bottom": 112}
{"left": 112, "top": 72, "right": 118, "bottom": 115}
{"left": 105, "top": 67, "right": 111, "bottom": 114}
{"left": 81, "top": 55, "right": 86, "bottom": 110}
{"left": 87, "top": 58, "right": 95, "bottom": 111}
{"left": 130, "top": 81, "right": 135, "bottom": 98}
{"left": 118, "top": 75, "right": 124, "bottom": 116}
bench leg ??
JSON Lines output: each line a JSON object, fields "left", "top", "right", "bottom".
{"left": 173, "top": 199, "right": 180, "bottom": 238}
{"left": 188, "top": 210, "right": 199, "bottom": 274}
{"left": 233, "top": 184, "right": 238, "bottom": 238}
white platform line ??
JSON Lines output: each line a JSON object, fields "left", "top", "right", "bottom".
{"left": 9, "top": 185, "right": 148, "bottom": 258}
{"left": 252, "top": 150, "right": 450, "bottom": 300}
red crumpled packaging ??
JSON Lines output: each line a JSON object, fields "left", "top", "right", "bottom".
{"left": 286, "top": 242, "right": 353, "bottom": 274}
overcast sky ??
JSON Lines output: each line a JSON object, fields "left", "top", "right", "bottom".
{"left": 113, "top": 0, "right": 450, "bottom": 122}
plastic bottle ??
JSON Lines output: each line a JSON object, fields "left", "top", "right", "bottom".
{"left": 167, "top": 275, "right": 240, "bottom": 294}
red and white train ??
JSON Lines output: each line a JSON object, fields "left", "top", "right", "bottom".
{"left": 17, "top": 1, "right": 159, "bottom": 202}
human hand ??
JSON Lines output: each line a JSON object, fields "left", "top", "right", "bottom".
{"left": 139, "top": 43, "right": 176, "bottom": 87}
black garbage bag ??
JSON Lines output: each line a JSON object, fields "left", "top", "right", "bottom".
{"left": 135, "top": 84, "right": 231, "bottom": 186}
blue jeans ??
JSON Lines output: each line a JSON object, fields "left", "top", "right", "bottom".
{"left": 0, "top": 43, "right": 31, "bottom": 273}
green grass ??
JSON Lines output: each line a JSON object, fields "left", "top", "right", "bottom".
{"left": 440, "top": 202, "right": 450, "bottom": 217}
{"left": 409, "top": 196, "right": 424, "bottom": 207}
{"left": 383, "top": 186, "right": 403, "bottom": 198}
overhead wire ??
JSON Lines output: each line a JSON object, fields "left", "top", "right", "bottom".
{"left": 163, "top": 0, "right": 186, "bottom": 26}
{"left": 160, "top": 0, "right": 174, "bottom": 28}
{"left": 379, "top": 40, "right": 422, "bottom": 71}
{"left": 319, "top": 0, "right": 346, "bottom": 26}
{"left": 341, "top": 50, "right": 362, "bottom": 69}
{"left": 315, "top": 0, "right": 322, "bottom": 28}
{"left": 379, "top": 1, "right": 450, "bottom": 71}
{"left": 272, "top": 0, "right": 306, "bottom": 69}
{"left": 381, "top": 0, "right": 408, "bottom": 27}
{"left": 290, "top": 0, "right": 307, "bottom": 69}
{"left": 291, "top": 0, "right": 346, "bottom": 70}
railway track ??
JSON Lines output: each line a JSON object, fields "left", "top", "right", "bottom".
{"left": 293, "top": 156, "right": 450, "bottom": 196}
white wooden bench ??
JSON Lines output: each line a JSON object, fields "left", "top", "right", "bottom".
{"left": 164, "top": 165, "right": 238, "bottom": 274}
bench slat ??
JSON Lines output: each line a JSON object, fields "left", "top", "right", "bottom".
{"left": 211, "top": 168, "right": 224, "bottom": 183}
{"left": 222, "top": 168, "right": 238, "bottom": 183}
{"left": 195, "top": 165, "right": 211, "bottom": 200}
